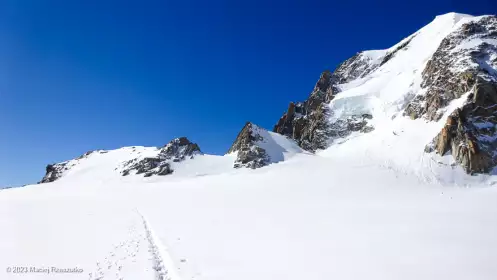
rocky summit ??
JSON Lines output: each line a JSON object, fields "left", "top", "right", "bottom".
{"left": 227, "top": 122, "right": 271, "bottom": 169}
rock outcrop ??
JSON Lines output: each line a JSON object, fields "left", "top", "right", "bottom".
{"left": 120, "top": 137, "right": 201, "bottom": 177}
{"left": 273, "top": 71, "right": 336, "bottom": 151}
{"left": 227, "top": 122, "right": 270, "bottom": 169}
{"left": 405, "top": 16, "right": 497, "bottom": 121}
{"left": 273, "top": 57, "right": 376, "bottom": 151}
{"left": 411, "top": 15, "right": 497, "bottom": 174}
{"left": 39, "top": 163, "right": 67, "bottom": 183}
{"left": 426, "top": 80, "right": 497, "bottom": 173}
{"left": 227, "top": 122, "right": 305, "bottom": 169}
{"left": 39, "top": 150, "right": 107, "bottom": 183}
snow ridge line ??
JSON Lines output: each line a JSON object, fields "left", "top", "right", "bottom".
{"left": 136, "top": 209, "right": 183, "bottom": 280}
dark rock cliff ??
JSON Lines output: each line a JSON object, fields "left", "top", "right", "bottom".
{"left": 273, "top": 56, "right": 376, "bottom": 152}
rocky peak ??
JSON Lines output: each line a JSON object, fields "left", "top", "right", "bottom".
{"left": 228, "top": 122, "right": 304, "bottom": 169}
{"left": 162, "top": 137, "right": 201, "bottom": 161}
{"left": 227, "top": 122, "right": 270, "bottom": 169}
{"left": 120, "top": 137, "right": 201, "bottom": 177}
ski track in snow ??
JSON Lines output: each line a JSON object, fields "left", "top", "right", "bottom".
{"left": 137, "top": 209, "right": 182, "bottom": 280}
{"left": 3, "top": 12, "right": 497, "bottom": 280}
{"left": 87, "top": 210, "right": 181, "bottom": 280}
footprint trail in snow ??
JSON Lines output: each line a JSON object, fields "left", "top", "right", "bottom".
{"left": 88, "top": 210, "right": 181, "bottom": 280}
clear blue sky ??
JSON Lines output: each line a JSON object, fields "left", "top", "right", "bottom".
{"left": 0, "top": 0, "right": 495, "bottom": 187}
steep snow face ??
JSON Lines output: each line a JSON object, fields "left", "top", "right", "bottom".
{"left": 405, "top": 15, "right": 497, "bottom": 121}
{"left": 272, "top": 13, "right": 493, "bottom": 165}
{"left": 330, "top": 13, "right": 475, "bottom": 123}
{"left": 313, "top": 13, "right": 497, "bottom": 175}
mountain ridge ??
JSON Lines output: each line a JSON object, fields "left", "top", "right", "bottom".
{"left": 37, "top": 12, "right": 497, "bottom": 184}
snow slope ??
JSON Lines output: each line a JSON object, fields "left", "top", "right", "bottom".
{"left": 324, "top": 12, "right": 497, "bottom": 182}
{"left": 332, "top": 12, "right": 473, "bottom": 121}
{"left": 1, "top": 12, "right": 497, "bottom": 280}
{"left": 41, "top": 146, "right": 238, "bottom": 184}
{"left": 251, "top": 124, "right": 308, "bottom": 164}
{"left": 1, "top": 153, "right": 497, "bottom": 280}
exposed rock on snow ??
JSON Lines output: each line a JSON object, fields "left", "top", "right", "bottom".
{"left": 228, "top": 122, "right": 270, "bottom": 169}
{"left": 333, "top": 50, "right": 386, "bottom": 84}
{"left": 378, "top": 35, "right": 416, "bottom": 67}
{"left": 405, "top": 16, "right": 497, "bottom": 121}
{"left": 328, "top": 113, "right": 375, "bottom": 138}
{"left": 39, "top": 150, "right": 107, "bottom": 183}
{"left": 39, "top": 164, "right": 65, "bottom": 183}
{"left": 228, "top": 122, "right": 305, "bottom": 169}
{"left": 273, "top": 71, "right": 336, "bottom": 151}
{"left": 37, "top": 12, "right": 497, "bottom": 178}
{"left": 273, "top": 54, "right": 378, "bottom": 151}
{"left": 427, "top": 80, "right": 497, "bottom": 173}
{"left": 272, "top": 13, "right": 496, "bottom": 174}
{"left": 120, "top": 137, "right": 201, "bottom": 177}
{"left": 410, "top": 15, "right": 497, "bottom": 173}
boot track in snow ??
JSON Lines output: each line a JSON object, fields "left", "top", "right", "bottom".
{"left": 137, "top": 209, "right": 183, "bottom": 280}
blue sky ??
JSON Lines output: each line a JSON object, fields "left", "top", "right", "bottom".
{"left": 1, "top": 0, "right": 496, "bottom": 187}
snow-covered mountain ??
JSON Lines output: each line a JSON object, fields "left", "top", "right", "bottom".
{"left": 36, "top": 12, "right": 497, "bottom": 184}
{"left": 2, "top": 12, "right": 497, "bottom": 280}
{"left": 37, "top": 132, "right": 306, "bottom": 183}
{"left": 275, "top": 12, "right": 497, "bottom": 175}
